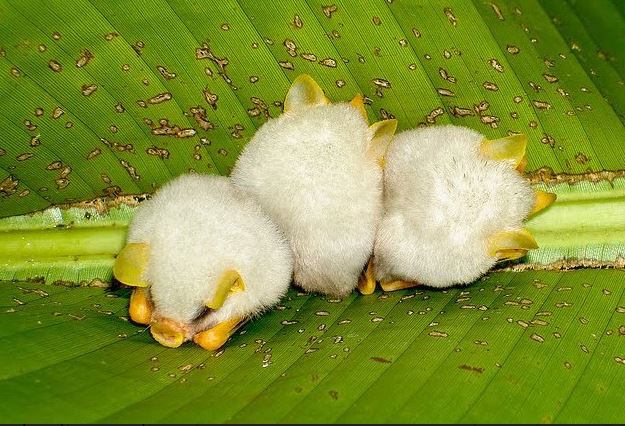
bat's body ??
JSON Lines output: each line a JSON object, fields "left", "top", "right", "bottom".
{"left": 114, "top": 174, "right": 293, "bottom": 350}
{"left": 231, "top": 75, "right": 396, "bottom": 296}
{"left": 373, "top": 125, "right": 555, "bottom": 290}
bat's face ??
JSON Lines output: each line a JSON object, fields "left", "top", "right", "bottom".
{"left": 112, "top": 242, "right": 245, "bottom": 349}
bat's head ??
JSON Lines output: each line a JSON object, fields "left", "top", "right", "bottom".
{"left": 113, "top": 241, "right": 247, "bottom": 349}
{"left": 283, "top": 74, "right": 398, "bottom": 168}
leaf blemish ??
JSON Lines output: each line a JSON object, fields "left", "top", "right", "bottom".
{"left": 459, "top": 364, "right": 484, "bottom": 374}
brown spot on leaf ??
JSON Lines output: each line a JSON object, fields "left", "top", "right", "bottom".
{"left": 132, "top": 41, "right": 145, "bottom": 55}
{"left": 75, "top": 50, "right": 94, "bottom": 68}
{"left": 284, "top": 39, "right": 297, "bottom": 57}
{"left": 24, "top": 120, "right": 37, "bottom": 131}
{"left": 426, "top": 107, "right": 445, "bottom": 123}
{"left": 293, "top": 14, "right": 303, "bottom": 29}
{"left": 146, "top": 146, "right": 170, "bottom": 159}
{"left": 533, "top": 100, "right": 552, "bottom": 110}
{"left": 450, "top": 106, "right": 474, "bottom": 117}
{"left": 373, "top": 78, "right": 391, "bottom": 89}
{"left": 0, "top": 176, "right": 18, "bottom": 197}
{"left": 81, "top": 84, "right": 97, "bottom": 96}
{"left": 48, "top": 60, "right": 62, "bottom": 72}
{"left": 87, "top": 148, "right": 101, "bottom": 160}
{"left": 575, "top": 152, "right": 590, "bottom": 164}
{"left": 370, "top": 357, "right": 392, "bottom": 364}
{"left": 543, "top": 73, "right": 559, "bottom": 83}
{"left": 319, "top": 58, "right": 337, "bottom": 68}
{"left": 488, "top": 59, "right": 504, "bottom": 72}
{"left": 189, "top": 106, "right": 215, "bottom": 131}
{"left": 16, "top": 153, "right": 34, "bottom": 161}
{"left": 444, "top": 7, "right": 457, "bottom": 26}
{"left": 437, "top": 88, "right": 455, "bottom": 97}
{"left": 507, "top": 45, "right": 520, "bottom": 55}
{"left": 491, "top": 3, "right": 504, "bottom": 20}
{"left": 230, "top": 123, "right": 244, "bottom": 139}
{"left": 322, "top": 4, "right": 337, "bottom": 18}
{"left": 148, "top": 92, "right": 172, "bottom": 105}
{"left": 157, "top": 65, "right": 176, "bottom": 80}
{"left": 119, "top": 159, "right": 140, "bottom": 180}
{"left": 460, "top": 364, "right": 484, "bottom": 373}
{"left": 203, "top": 88, "right": 218, "bottom": 110}
{"left": 300, "top": 53, "right": 317, "bottom": 62}
{"left": 483, "top": 81, "right": 498, "bottom": 91}
{"left": 250, "top": 97, "right": 270, "bottom": 119}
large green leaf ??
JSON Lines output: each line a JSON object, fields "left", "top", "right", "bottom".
{"left": 1, "top": 1, "right": 625, "bottom": 423}
{"left": 2, "top": 270, "right": 625, "bottom": 423}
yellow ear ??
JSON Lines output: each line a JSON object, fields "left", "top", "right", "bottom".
{"left": 350, "top": 94, "right": 368, "bottom": 122}
{"left": 206, "top": 269, "right": 246, "bottom": 310}
{"left": 113, "top": 243, "right": 150, "bottom": 287}
{"left": 529, "top": 190, "right": 557, "bottom": 215}
{"left": 487, "top": 228, "right": 538, "bottom": 261}
{"left": 284, "top": 74, "right": 329, "bottom": 113}
{"left": 368, "top": 119, "right": 398, "bottom": 168}
{"left": 480, "top": 134, "right": 527, "bottom": 168}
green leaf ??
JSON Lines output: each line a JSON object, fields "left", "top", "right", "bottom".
{"left": 1, "top": 270, "right": 625, "bottom": 423}
{"left": 1, "top": 1, "right": 625, "bottom": 423}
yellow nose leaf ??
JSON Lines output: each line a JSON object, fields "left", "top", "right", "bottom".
{"left": 488, "top": 228, "right": 538, "bottom": 260}
{"left": 150, "top": 319, "right": 185, "bottom": 348}
{"left": 480, "top": 134, "right": 528, "bottom": 167}
{"left": 113, "top": 243, "right": 149, "bottom": 287}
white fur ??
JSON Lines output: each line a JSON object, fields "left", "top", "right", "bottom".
{"left": 127, "top": 174, "right": 293, "bottom": 338}
{"left": 231, "top": 103, "right": 383, "bottom": 296}
{"left": 374, "top": 125, "right": 534, "bottom": 287}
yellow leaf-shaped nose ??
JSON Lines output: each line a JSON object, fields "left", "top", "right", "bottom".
{"left": 150, "top": 318, "right": 185, "bottom": 348}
